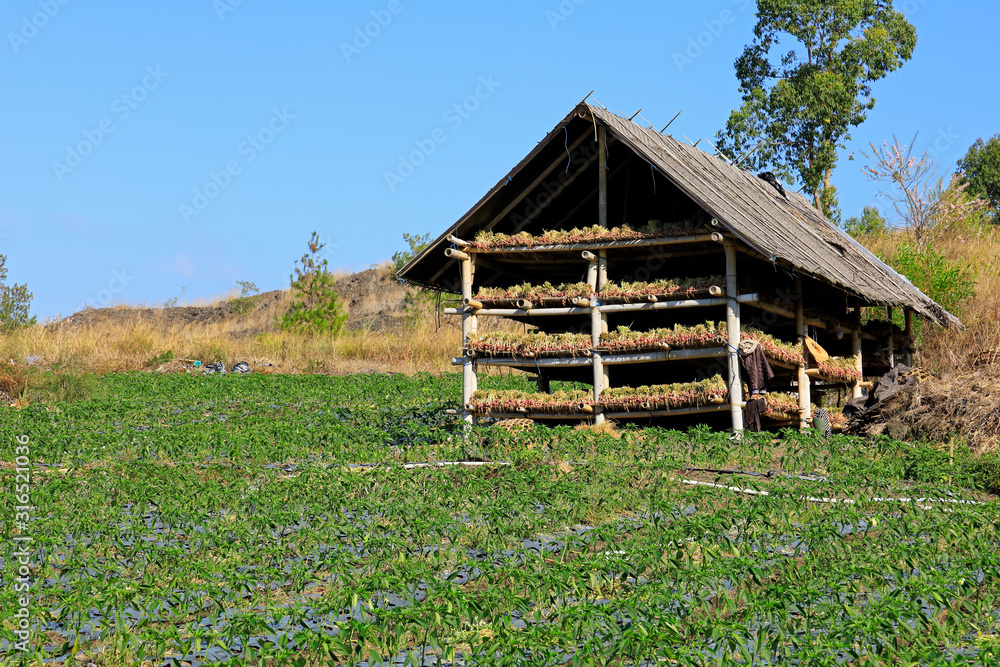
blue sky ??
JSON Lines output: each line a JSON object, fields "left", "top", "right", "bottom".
{"left": 2, "top": 0, "right": 998, "bottom": 319}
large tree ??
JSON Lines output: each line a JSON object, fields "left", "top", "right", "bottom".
{"left": 716, "top": 0, "right": 917, "bottom": 219}
{"left": 956, "top": 134, "right": 1000, "bottom": 223}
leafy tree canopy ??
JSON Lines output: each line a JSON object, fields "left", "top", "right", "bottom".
{"left": 717, "top": 0, "right": 917, "bottom": 219}
{"left": 956, "top": 133, "right": 1000, "bottom": 223}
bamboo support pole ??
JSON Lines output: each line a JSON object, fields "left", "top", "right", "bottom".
{"left": 796, "top": 276, "right": 811, "bottom": 430}
{"left": 852, "top": 299, "right": 864, "bottom": 399}
{"left": 597, "top": 297, "right": 729, "bottom": 313}
{"left": 445, "top": 248, "right": 470, "bottom": 261}
{"left": 444, "top": 306, "right": 591, "bottom": 317}
{"left": 460, "top": 256, "right": 478, "bottom": 425}
{"left": 447, "top": 235, "right": 470, "bottom": 248}
{"left": 603, "top": 347, "right": 725, "bottom": 365}
{"left": 584, "top": 251, "right": 599, "bottom": 291}
{"left": 603, "top": 404, "right": 730, "bottom": 420}
{"left": 463, "top": 298, "right": 483, "bottom": 311}
{"left": 724, "top": 241, "right": 744, "bottom": 434}
{"left": 537, "top": 375, "right": 551, "bottom": 394}
{"left": 904, "top": 309, "right": 913, "bottom": 366}
{"left": 597, "top": 249, "right": 608, "bottom": 294}
{"left": 886, "top": 306, "right": 895, "bottom": 368}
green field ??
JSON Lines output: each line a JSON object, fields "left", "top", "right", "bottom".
{"left": 1, "top": 372, "right": 998, "bottom": 666}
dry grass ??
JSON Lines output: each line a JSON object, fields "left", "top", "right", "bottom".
{"left": 0, "top": 281, "right": 462, "bottom": 378}
{"left": 2, "top": 317, "right": 461, "bottom": 376}
{"left": 858, "top": 218, "right": 1000, "bottom": 373}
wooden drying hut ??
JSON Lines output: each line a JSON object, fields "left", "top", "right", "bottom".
{"left": 397, "top": 102, "right": 961, "bottom": 433}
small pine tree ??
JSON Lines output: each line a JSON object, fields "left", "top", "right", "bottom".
{"left": 280, "top": 232, "right": 348, "bottom": 336}
{"left": 0, "top": 255, "right": 35, "bottom": 330}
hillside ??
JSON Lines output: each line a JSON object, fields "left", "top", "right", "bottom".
{"left": 1, "top": 265, "right": 459, "bottom": 379}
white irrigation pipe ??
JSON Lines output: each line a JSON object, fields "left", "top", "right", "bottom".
{"left": 678, "top": 478, "right": 986, "bottom": 507}
{"left": 400, "top": 461, "right": 512, "bottom": 470}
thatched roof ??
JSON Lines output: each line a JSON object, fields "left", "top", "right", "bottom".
{"left": 398, "top": 103, "right": 960, "bottom": 327}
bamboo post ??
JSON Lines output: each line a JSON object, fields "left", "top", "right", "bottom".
{"left": 597, "top": 249, "right": 608, "bottom": 294}
{"left": 591, "top": 301, "right": 606, "bottom": 425}
{"left": 592, "top": 129, "right": 609, "bottom": 426}
{"left": 949, "top": 436, "right": 955, "bottom": 484}
{"left": 583, "top": 251, "right": 599, "bottom": 291}
{"left": 852, "top": 298, "right": 864, "bottom": 400}
{"left": 886, "top": 306, "right": 895, "bottom": 369}
{"left": 537, "top": 374, "right": 551, "bottom": 394}
{"left": 904, "top": 309, "right": 913, "bottom": 367}
{"left": 796, "top": 276, "right": 811, "bottom": 430}
{"left": 724, "top": 241, "right": 744, "bottom": 434}
{"left": 460, "top": 254, "right": 478, "bottom": 425}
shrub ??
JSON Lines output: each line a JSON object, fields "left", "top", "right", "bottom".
{"left": 230, "top": 280, "right": 260, "bottom": 316}
{"left": 392, "top": 232, "right": 432, "bottom": 273}
{"left": 0, "top": 254, "right": 35, "bottom": 330}
{"left": 843, "top": 206, "right": 890, "bottom": 238}
{"left": 280, "top": 232, "right": 348, "bottom": 336}
{"left": 881, "top": 243, "right": 975, "bottom": 316}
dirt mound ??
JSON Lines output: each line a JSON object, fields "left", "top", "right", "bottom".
{"left": 56, "top": 266, "right": 410, "bottom": 333}
{"left": 59, "top": 290, "right": 288, "bottom": 329}
{"left": 850, "top": 365, "right": 1000, "bottom": 454}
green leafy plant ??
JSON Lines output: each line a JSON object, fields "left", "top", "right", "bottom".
{"left": 843, "top": 205, "right": 890, "bottom": 239}
{"left": 957, "top": 133, "right": 1000, "bottom": 223}
{"left": 880, "top": 243, "right": 975, "bottom": 317}
{"left": 145, "top": 350, "right": 174, "bottom": 368}
{"left": 230, "top": 280, "right": 260, "bottom": 316}
{"left": 280, "top": 232, "right": 348, "bottom": 336}
{"left": 0, "top": 254, "right": 35, "bottom": 330}
{"left": 392, "top": 232, "right": 433, "bottom": 273}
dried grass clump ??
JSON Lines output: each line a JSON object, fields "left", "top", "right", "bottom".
{"left": 470, "top": 220, "right": 709, "bottom": 250}
{"left": 816, "top": 357, "right": 863, "bottom": 382}
{"left": 600, "top": 375, "right": 728, "bottom": 411}
{"left": 601, "top": 323, "right": 725, "bottom": 353}
{"left": 742, "top": 328, "right": 805, "bottom": 367}
{"left": 864, "top": 366, "right": 1000, "bottom": 455}
{"left": 469, "top": 389, "right": 593, "bottom": 414}
{"left": 474, "top": 277, "right": 724, "bottom": 307}
{"left": 466, "top": 331, "right": 591, "bottom": 358}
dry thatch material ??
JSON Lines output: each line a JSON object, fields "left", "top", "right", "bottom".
{"left": 854, "top": 365, "right": 1000, "bottom": 454}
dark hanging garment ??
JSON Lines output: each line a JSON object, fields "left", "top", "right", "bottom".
{"left": 739, "top": 340, "right": 774, "bottom": 433}
{"left": 745, "top": 397, "right": 766, "bottom": 432}
{"left": 740, "top": 342, "right": 774, "bottom": 393}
